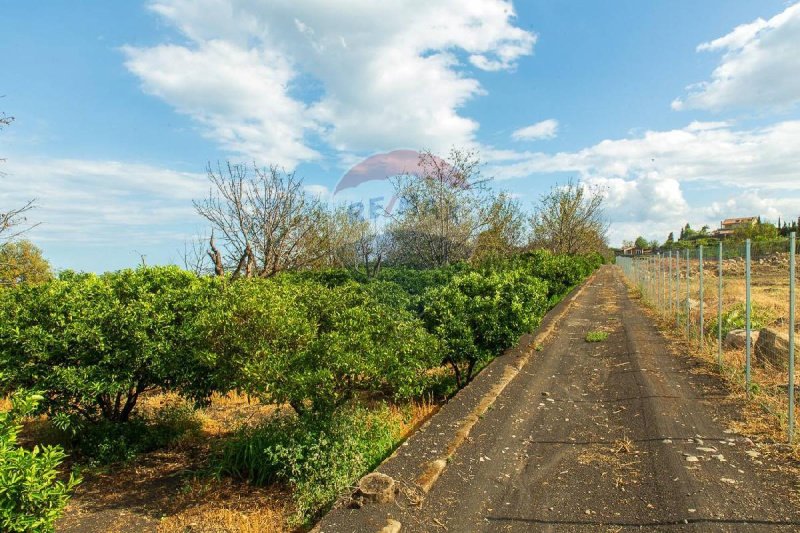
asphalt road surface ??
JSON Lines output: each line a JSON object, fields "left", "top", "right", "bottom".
{"left": 320, "top": 266, "right": 800, "bottom": 532}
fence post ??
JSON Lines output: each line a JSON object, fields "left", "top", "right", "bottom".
{"left": 789, "top": 232, "right": 796, "bottom": 444}
{"left": 699, "top": 245, "right": 704, "bottom": 349}
{"left": 676, "top": 250, "right": 680, "bottom": 326}
{"left": 669, "top": 250, "right": 673, "bottom": 314}
{"left": 745, "top": 239, "right": 752, "bottom": 398}
{"left": 658, "top": 253, "right": 663, "bottom": 312}
{"left": 718, "top": 240, "right": 723, "bottom": 368}
{"left": 686, "top": 248, "right": 691, "bottom": 340}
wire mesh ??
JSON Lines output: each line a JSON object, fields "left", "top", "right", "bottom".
{"left": 617, "top": 235, "right": 799, "bottom": 443}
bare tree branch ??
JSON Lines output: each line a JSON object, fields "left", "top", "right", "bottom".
{"left": 386, "top": 148, "right": 493, "bottom": 267}
{"left": 193, "top": 162, "right": 332, "bottom": 277}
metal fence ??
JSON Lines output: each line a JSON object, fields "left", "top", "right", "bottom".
{"left": 617, "top": 234, "right": 798, "bottom": 444}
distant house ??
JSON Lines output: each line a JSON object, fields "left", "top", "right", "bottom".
{"left": 711, "top": 216, "right": 757, "bottom": 239}
{"left": 620, "top": 246, "right": 651, "bottom": 256}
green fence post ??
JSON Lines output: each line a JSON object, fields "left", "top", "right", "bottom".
{"left": 676, "top": 250, "right": 680, "bottom": 326}
{"left": 699, "top": 245, "right": 704, "bottom": 349}
{"left": 686, "top": 248, "right": 691, "bottom": 340}
{"left": 789, "top": 232, "right": 796, "bottom": 444}
{"left": 658, "top": 253, "right": 663, "bottom": 312}
{"left": 669, "top": 250, "right": 673, "bottom": 314}
{"left": 746, "top": 239, "right": 752, "bottom": 398}
{"left": 718, "top": 240, "right": 723, "bottom": 368}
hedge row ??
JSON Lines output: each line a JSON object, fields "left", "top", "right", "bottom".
{"left": 0, "top": 251, "right": 602, "bottom": 424}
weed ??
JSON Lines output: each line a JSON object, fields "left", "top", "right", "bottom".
{"left": 585, "top": 330, "right": 609, "bottom": 342}
{"left": 216, "top": 404, "right": 403, "bottom": 527}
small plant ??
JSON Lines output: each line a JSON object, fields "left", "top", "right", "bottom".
{"left": 585, "top": 330, "right": 609, "bottom": 342}
{"left": 216, "top": 405, "right": 402, "bottom": 526}
{"left": 0, "top": 391, "right": 81, "bottom": 532}
{"left": 708, "top": 303, "right": 774, "bottom": 339}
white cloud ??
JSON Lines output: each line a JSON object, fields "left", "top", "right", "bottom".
{"left": 489, "top": 120, "right": 800, "bottom": 245}
{"left": 124, "top": 0, "right": 536, "bottom": 166}
{"left": 511, "top": 119, "right": 558, "bottom": 141}
{"left": 493, "top": 120, "right": 800, "bottom": 191}
{"left": 0, "top": 158, "right": 207, "bottom": 245}
{"left": 304, "top": 183, "right": 331, "bottom": 199}
{"left": 123, "top": 41, "right": 318, "bottom": 169}
{"left": 672, "top": 3, "right": 800, "bottom": 112}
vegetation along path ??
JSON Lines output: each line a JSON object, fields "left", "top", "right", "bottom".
{"left": 318, "top": 265, "right": 799, "bottom": 532}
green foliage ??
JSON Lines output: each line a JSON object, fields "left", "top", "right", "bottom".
{"left": 0, "top": 391, "right": 80, "bottom": 533}
{"left": 0, "top": 266, "right": 220, "bottom": 424}
{"left": 0, "top": 240, "right": 52, "bottom": 288}
{"left": 421, "top": 267, "right": 549, "bottom": 385}
{"left": 585, "top": 331, "right": 609, "bottom": 342}
{"left": 708, "top": 303, "right": 774, "bottom": 339}
{"left": 74, "top": 402, "right": 202, "bottom": 466}
{"left": 205, "top": 278, "right": 438, "bottom": 416}
{"left": 217, "top": 406, "right": 401, "bottom": 526}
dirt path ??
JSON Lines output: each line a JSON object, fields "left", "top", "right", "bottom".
{"left": 320, "top": 266, "right": 799, "bottom": 532}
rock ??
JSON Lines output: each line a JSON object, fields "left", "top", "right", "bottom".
{"left": 712, "top": 454, "right": 726, "bottom": 462}
{"left": 685, "top": 455, "right": 699, "bottom": 462}
{"left": 350, "top": 473, "right": 398, "bottom": 507}
{"left": 754, "top": 328, "right": 798, "bottom": 371}
{"left": 721, "top": 478, "right": 737, "bottom": 484}
{"left": 745, "top": 450, "right": 761, "bottom": 458}
{"left": 696, "top": 447, "right": 718, "bottom": 453}
{"left": 724, "top": 329, "right": 760, "bottom": 350}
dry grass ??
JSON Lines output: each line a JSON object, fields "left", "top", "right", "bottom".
{"left": 622, "top": 260, "right": 800, "bottom": 467}
{"left": 157, "top": 479, "right": 291, "bottom": 533}
{"left": 57, "top": 392, "right": 441, "bottom": 533}
{"left": 577, "top": 435, "right": 640, "bottom": 491}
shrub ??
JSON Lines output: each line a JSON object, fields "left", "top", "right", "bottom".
{"left": 217, "top": 405, "right": 401, "bottom": 526}
{"left": 205, "top": 278, "right": 438, "bottom": 416}
{"left": 0, "top": 392, "right": 80, "bottom": 533}
{"left": 0, "top": 267, "right": 220, "bottom": 425}
{"left": 421, "top": 268, "right": 548, "bottom": 385}
{"left": 74, "top": 401, "right": 203, "bottom": 465}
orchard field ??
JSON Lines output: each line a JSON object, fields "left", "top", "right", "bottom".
{"left": 0, "top": 250, "right": 602, "bottom": 532}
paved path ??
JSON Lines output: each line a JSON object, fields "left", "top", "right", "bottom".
{"left": 319, "top": 266, "right": 799, "bottom": 532}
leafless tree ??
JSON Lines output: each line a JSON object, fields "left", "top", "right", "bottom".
{"left": 193, "top": 162, "right": 331, "bottom": 278}
{"left": 1, "top": 111, "right": 39, "bottom": 242}
{"left": 0, "top": 199, "right": 38, "bottom": 243}
{"left": 387, "top": 148, "right": 494, "bottom": 267}
{"left": 529, "top": 179, "right": 609, "bottom": 255}
{"left": 330, "top": 212, "right": 387, "bottom": 278}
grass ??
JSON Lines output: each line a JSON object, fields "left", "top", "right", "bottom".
{"left": 585, "top": 330, "right": 609, "bottom": 342}
{"left": 214, "top": 400, "right": 436, "bottom": 527}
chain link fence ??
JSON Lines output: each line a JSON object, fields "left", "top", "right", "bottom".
{"left": 617, "top": 234, "right": 798, "bottom": 443}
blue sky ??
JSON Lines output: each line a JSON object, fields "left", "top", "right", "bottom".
{"left": 2, "top": 0, "right": 799, "bottom": 271}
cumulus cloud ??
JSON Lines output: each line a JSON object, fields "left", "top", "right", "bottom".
{"left": 488, "top": 120, "right": 800, "bottom": 244}
{"left": 493, "top": 120, "right": 800, "bottom": 191}
{"left": 124, "top": 0, "right": 536, "bottom": 166}
{"left": 511, "top": 119, "right": 558, "bottom": 141}
{"left": 672, "top": 2, "right": 800, "bottom": 112}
